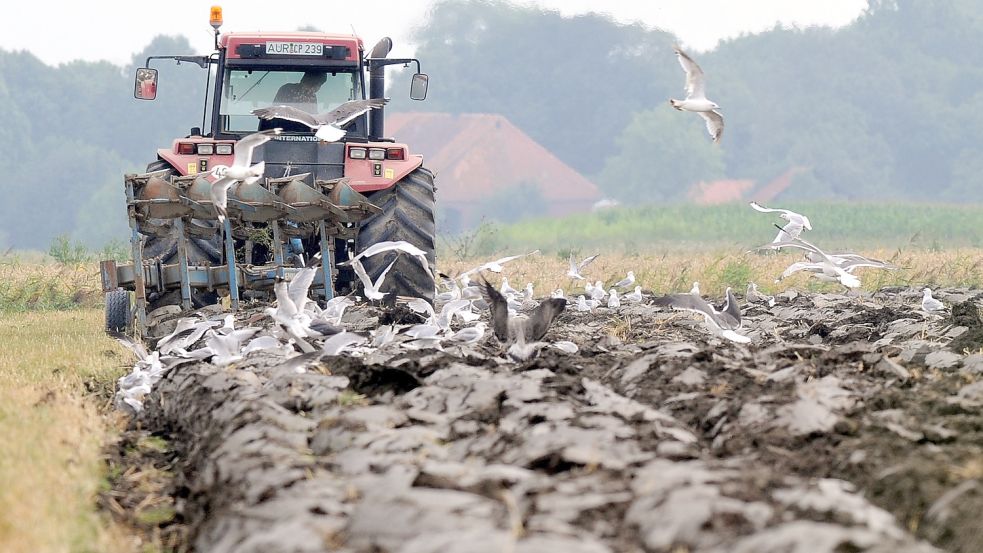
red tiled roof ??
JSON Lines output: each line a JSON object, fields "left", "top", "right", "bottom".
{"left": 386, "top": 113, "right": 601, "bottom": 208}
{"left": 752, "top": 166, "right": 809, "bottom": 203}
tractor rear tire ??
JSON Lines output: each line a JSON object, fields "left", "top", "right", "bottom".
{"left": 142, "top": 160, "right": 222, "bottom": 310}
{"left": 105, "top": 288, "right": 131, "bottom": 332}
{"left": 356, "top": 167, "right": 437, "bottom": 304}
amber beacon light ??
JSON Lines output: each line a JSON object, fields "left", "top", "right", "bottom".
{"left": 210, "top": 6, "right": 223, "bottom": 30}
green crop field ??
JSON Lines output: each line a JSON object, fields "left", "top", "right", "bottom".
{"left": 442, "top": 202, "right": 983, "bottom": 256}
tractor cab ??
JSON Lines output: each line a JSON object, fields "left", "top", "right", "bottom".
{"left": 132, "top": 7, "right": 428, "bottom": 186}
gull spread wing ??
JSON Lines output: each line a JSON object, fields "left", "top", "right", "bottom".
{"left": 322, "top": 98, "right": 388, "bottom": 126}
{"left": 578, "top": 254, "right": 599, "bottom": 271}
{"left": 749, "top": 201, "right": 809, "bottom": 225}
{"left": 350, "top": 258, "right": 371, "bottom": 288}
{"left": 780, "top": 261, "right": 825, "bottom": 279}
{"left": 353, "top": 257, "right": 398, "bottom": 296}
{"left": 348, "top": 240, "right": 435, "bottom": 282}
{"left": 351, "top": 240, "right": 427, "bottom": 261}
{"left": 287, "top": 266, "right": 318, "bottom": 312}
{"left": 231, "top": 128, "right": 281, "bottom": 168}
{"left": 209, "top": 176, "right": 236, "bottom": 223}
{"left": 480, "top": 277, "right": 510, "bottom": 342}
{"left": 252, "top": 105, "right": 321, "bottom": 129}
{"left": 718, "top": 288, "right": 742, "bottom": 329}
{"left": 673, "top": 45, "right": 706, "bottom": 100}
{"left": 749, "top": 201, "right": 791, "bottom": 215}
{"left": 493, "top": 249, "right": 541, "bottom": 266}
{"left": 568, "top": 253, "right": 579, "bottom": 275}
{"left": 525, "top": 298, "right": 567, "bottom": 341}
{"left": 110, "top": 331, "right": 148, "bottom": 361}
{"left": 698, "top": 110, "right": 724, "bottom": 144}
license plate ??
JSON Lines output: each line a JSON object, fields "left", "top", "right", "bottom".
{"left": 265, "top": 42, "right": 323, "bottom": 56}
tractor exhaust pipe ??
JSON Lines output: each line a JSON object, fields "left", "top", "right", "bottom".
{"left": 368, "top": 37, "right": 392, "bottom": 141}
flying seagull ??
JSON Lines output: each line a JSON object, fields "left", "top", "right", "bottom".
{"left": 566, "top": 253, "right": 599, "bottom": 280}
{"left": 767, "top": 234, "right": 861, "bottom": 289}
{"left": 351, "top": 257, "right": 398, "bottom": 301}
{"left": 481, "top": 277, "right": 567, "bottom": 361}
{"left": 670, "top": 45, "right": 723, "bottom": 144}
{"left": 460, "top": 250, "right": 541, "bottom": 279}
{"left": 653, "top": 288, "right": 749, "bottom": 344}
{"left": 344, "top": 240, "right": 435, "bottom": 282}
{"left": 265, "top": 259, "right": 320, "bottom": 340}
{"left": 750, "top": 201, "right": 813, "bottom": 242}
{"left": 209, "top": 128, "right": 281, "bottom": 224}
{"left": 252, "top": 98, "right": 388, "bottom": 142}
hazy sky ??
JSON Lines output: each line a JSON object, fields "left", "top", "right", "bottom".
{"left": 1, "top": 0, "right": 867, "bottom": 66}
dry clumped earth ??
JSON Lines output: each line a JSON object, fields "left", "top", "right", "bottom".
{"left": 108, "top": 286, "right": 983, "bottom": 552}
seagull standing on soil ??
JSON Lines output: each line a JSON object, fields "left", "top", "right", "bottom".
{"left": 746, "top": 282, "right": 776, "bottom": 307}
{"left": 209, "top": 128, "right": 281, "bottom": 224}
{"left": 589, "top": 280, "right": 608, "bottom": 302}
{"left": 921, "top": 288, "right": 946, "bottom": 313}
{"left": 500, "top": 277, "right": 521, "bottom": 297}
{"left": 447, "top": 322, "right": 487, "bottom": 345}
{"left": 626, "top": 286, "right": 644, "bottom": 303}
{"left": 607, "top": 289, "right": 621, "bottom": 308}
{"left": 690, "top": 282, "right": 701, "bottom": 296}
{"left": 749, "top": 201, "right": 813, "bottom": 243}
{"left": 252, "top": 98, "right": 388, "bottom": 142}
{"left": 611, "top": 271, "right": 635, "bottom": 290}
{"left": 670, "top": 45, "right": 724, "bottom": 144}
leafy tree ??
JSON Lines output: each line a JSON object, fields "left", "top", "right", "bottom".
{"left": 598, "top": 107, "right": 725, "bottom": 202}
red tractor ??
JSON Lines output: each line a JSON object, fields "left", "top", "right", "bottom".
{"left": 105, "top": 7, "right": 435, "bottom": 330}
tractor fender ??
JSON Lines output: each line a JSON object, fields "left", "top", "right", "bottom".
{"left": 344, "top": 150, "right": 424, "bottom": 194}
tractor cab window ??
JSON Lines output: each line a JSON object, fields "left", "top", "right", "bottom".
{"left": 219, "top": 68, "right": 357, "bottom": 134}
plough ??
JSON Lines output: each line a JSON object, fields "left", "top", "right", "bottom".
{"left": 100, "top": 170, "right": 380, "bottom": 334}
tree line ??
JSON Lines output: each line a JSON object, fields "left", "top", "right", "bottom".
{"left": 0, "top": 0, "right": 979, "bottom": 249}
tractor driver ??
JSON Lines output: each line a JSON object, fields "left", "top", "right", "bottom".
{"left": 258, "top": 70, "right": 328, "bottom": 132}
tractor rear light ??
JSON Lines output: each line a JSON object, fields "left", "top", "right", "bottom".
{"left": 177, "top": 142, "right": 195, "bottom": 155}
{"left": 349, "top": 147, "right": 367, "bottom": 159}
{"left": 215, "top": 143, "right": 233, "bottom": 155}
{"left": 368, "top": 148, "right": 386, "bottom": 160}
{"left": 196, "top": 143, "right": 214, "bottom": 155}
{"left": 386, "top": 148, "right": 405, "bottom": 160}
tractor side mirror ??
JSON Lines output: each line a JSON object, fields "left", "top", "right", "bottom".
{"left": 134, "top": 67, "right": 158, "bottom": 100}
{"left": 410, "top": 73, "right": 428, "bottom": 101}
